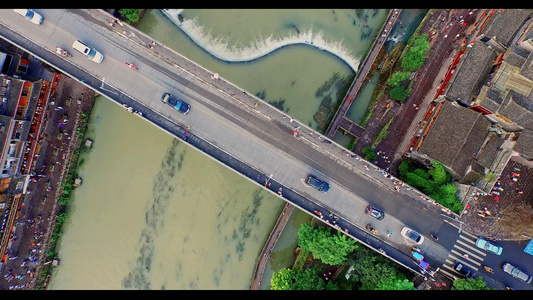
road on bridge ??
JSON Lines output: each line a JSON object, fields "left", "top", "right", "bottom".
{"left": 0, "top": 9, "right": 513, "bottom": 289}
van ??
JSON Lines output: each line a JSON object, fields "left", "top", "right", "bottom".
{"left": 72, "top": 40, "right": 104, "bottom": 63}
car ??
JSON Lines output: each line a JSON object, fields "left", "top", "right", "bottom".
{"left": 13, "top": 9, "right": 43, "bottom": 25}
{"left": 305, "top": 174, "right": 330, "bottom": 193}
{"left": 72, "top": 40, "right": 104, "bottom": 63}
{"left": 502, "top": 262, "right": 532, "bottom": 283}
{"left": 400, "top": 226, "right": 424, "bottom": 244}
{"left": 454, "top": 262, "right": 474, "bottom": 278}
{"left": 475, "top": 238, "right": 502, "bottom": 255}
{"left": 161, "top": 93, "right": 191, "bottom": 115}
{"left": 365, "top": 205, "right": 385, "bottom": 220}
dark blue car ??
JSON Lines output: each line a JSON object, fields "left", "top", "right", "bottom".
{"left": 161, "top": 93, "right": 190, "bottom": 115}
{"left": 305, "top": 174, "right": 330, "bottom": 193}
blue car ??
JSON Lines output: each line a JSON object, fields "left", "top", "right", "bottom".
{"left": 305, "top": 174, "right": 330, "bottom": 193}
{"left": 161, "top": 93, "right": 190, "bottom": 115}
{"left": 475, "top": 238, "right": 502, "bottom": 255}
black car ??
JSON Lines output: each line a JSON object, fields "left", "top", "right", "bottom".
{"left": 454, "top": 261, "right": 474, "bottom": 278}
{"left": 305, "top": 174, "right": 330, "bottom": 193}
{"left": 161, "top": 93, "right": 190, "bottom": 114}
{"left": 365, "top": 205, "right": 385, "bottom": 220}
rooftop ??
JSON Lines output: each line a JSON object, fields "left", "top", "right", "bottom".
{"left": 417, "top": 101, "right": 492, "bottom": 178}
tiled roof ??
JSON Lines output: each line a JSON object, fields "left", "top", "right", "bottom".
{"left": 446, "top": 41, "right": 498, "bottom": 103}
{"left": 513, "top": 128, "right": 533, "bottom": 158}
{"left": 482, "top": 9, "right": 533, "bottom": 46}
{"left": 418, "top": 101, "right": 491, "bottom": 178}
{"left": 498, "top": 90, "right": 533, "bottom": 130}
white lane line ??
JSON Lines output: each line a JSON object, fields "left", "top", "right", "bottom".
{"left": 449, "top": 253, "right": 480, "bottom": 269}
{"left": 455, "top": 243, "right": 486, "bottom": 258}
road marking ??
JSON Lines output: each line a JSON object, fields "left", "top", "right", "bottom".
{"left": 450, "top": 253, "right": 481, "bottom": 268}
{"left": 456, "top": 240, "right": 486, "bottom": 256}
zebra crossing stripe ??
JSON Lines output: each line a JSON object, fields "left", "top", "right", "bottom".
{"left": 454, "top": 244, "right": 486, "bottom": 260}
{"left": 456, "top": 239, "right": 486, "bottom": 255}
{"left": 459, "top": 231, "right": 478, "bottom": 239}
{"left": 449, "top": 252, "right": 480, "bottom": 269}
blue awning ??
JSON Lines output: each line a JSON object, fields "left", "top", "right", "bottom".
{"left": 524, "top": 239, "right": 533, "bottom": 256}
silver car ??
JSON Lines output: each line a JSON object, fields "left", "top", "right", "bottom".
{"left": 502, "top": 262, "right": 532, "bottom": 283}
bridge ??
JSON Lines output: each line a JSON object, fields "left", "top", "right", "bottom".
{"left": 0, "top": 9, "right": 470, "bottom": 285}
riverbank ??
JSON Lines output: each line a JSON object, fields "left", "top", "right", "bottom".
{"left": 0, "top": 74, "right": 96, "bottom": 290}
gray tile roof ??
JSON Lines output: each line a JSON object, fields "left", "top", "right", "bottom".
{"left": 482, "top": 9, "right": 533, "bottom": 46}
{"left": 446, "top": 41, "right": 498, "bottom": 103}
{"left": 498, "top": 90, "right": 533, "bottom": 130}
{"left": 476, "top": 132, "right": 504, "bottom": 169}
{"left": 417, "top": 101, "right": 491, "bottom": 178}
{"left": 513, "top": 128, "right": 533, "bottom": 158}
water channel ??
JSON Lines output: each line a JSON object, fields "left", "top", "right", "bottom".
{"left": 48, "top": 9, "right": 424, "bottom": 290}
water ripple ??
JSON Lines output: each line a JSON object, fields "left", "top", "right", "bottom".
{"left": 122, "top": 139, "right": 184, "bottom": 289}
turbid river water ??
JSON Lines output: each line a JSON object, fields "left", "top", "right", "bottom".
{"left": 47, "top": 9, "right": 426, "bottom": 290}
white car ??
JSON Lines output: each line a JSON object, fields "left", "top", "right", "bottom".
{"left": 401, "top": 226, "right": 424, "bottom": 244}
{"left": 13, "top": 9, "right": 43, "bottom": 25}
{"left": 72, "top": 40, "right": 104, "bottom": 63}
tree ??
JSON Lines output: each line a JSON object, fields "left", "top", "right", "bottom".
{"left": 362, "top": 145, "right": 377, "bottom": 161}
{"left": 291, "top": 265, "right": 326, "bottom": 290}
{"left": 401, "top": 34, "right": 430, "bottom": 71}
{"left": 271, "top": 268, "right": 294, "bottom": 290}
{"left": 118, "top": 9, "right": 142, "bottom": 24}
{"left": 452, "top": 277, "right": 494, "bottom": 290}
{"left": 387, "top": 71, "right": 411, "bottom": 88}
{"left": 376, "top": 278, "right": 415, "bottom": 290}
{"left": 298, "top": 223, "right": 357, "bottom": 266}
{"left": 389, "top": 85, "right": 409, "bottom": 101}
{"left": 346, "top": 246, "right": 401, "bottom": 290}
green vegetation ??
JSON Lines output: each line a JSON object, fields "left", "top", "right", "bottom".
{"left": 401, "top": 33, "right": 430, "bottom": 71}
{"left": 117, "top": 9, "right": 143, "bottom": 24}
{"left": 389, "top": 85, "right": 409, "bottom": 101}
{"left": 371, "top": 117, "right": 394, "bottom": 148}
{"left": 271, "top": 222, "right": 416, "bottom": 290}
{"left": 361, "top": 145, "right": 377, "bottom": 161}
{"left": 452, "top": 277, "right": 494, "bottom": 290}
{"left": 298, "top": 223, "right": 357, "bottom": 265}
{"left": 386, "top": 71, "right": 411, "bottom": 87}
{"left": 398, "top": 160, "right": 463, "bottom": 213}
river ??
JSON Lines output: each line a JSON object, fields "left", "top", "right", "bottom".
{"left": 48, "top": 9, "right": 394, "bottom": 290}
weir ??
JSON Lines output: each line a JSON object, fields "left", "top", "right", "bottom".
{"left": 161, "top": 9, "right": 361, "bottom": 72}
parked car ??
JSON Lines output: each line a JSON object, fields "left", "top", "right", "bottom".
{"left": 502, "top": 262, "right": 532, "bottom": 283}
{"left": 475, "top": 238, "right": 503, "bottom": 255}
{"left": 13, "top": 9, "right": 43, "bottom": 25}
{"left": 454, "top": 261, "right": 474, "bottom": 278}
{"left": 400, "top": 226, "right": 424, "bottom": 244}
{"left": 161, "top": 93, "right": 191, "bottom": 115}
{"left": 305, "top": 174, "right": 330, "bottom": 193}
{"left": 365, "top": 205, "right": 385, "bottom": 220}
{"left": 72, "top": 40, "right": 104, "bottom": 63}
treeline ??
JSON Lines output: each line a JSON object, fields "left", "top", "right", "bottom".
{"left": 270, "top": 221, "right": 493, "bottom": 290}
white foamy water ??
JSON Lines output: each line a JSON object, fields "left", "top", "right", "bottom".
{"left": 162, "top": 9, "right": 361, "bottom": 72}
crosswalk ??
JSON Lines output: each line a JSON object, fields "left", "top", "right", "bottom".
{"left": 440, "top": 231, "right": 487, "bottom": 279}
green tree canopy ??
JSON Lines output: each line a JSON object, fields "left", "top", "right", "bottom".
{"left": 271, "top": 268, "right": 294, "bottom": 290}
{"left": 401, "top": 33, "right": 430, "bottom": 71}
{"left": 387, "top": 71, "right": 411, "bottom": 88}
{"left": 345, "top": 246, "right": 402, "bottom": 290}
{"left": 362, "top": 146, "right": 377, "bottom": 161}
{"left": 452, "top": 277, "right": 494, "bottom": 290}
{"left": 389, "top": 85, "right": 409, "bottom": 101}
{"left": 298, "top": 223, "right": 357, "bottom": 266}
